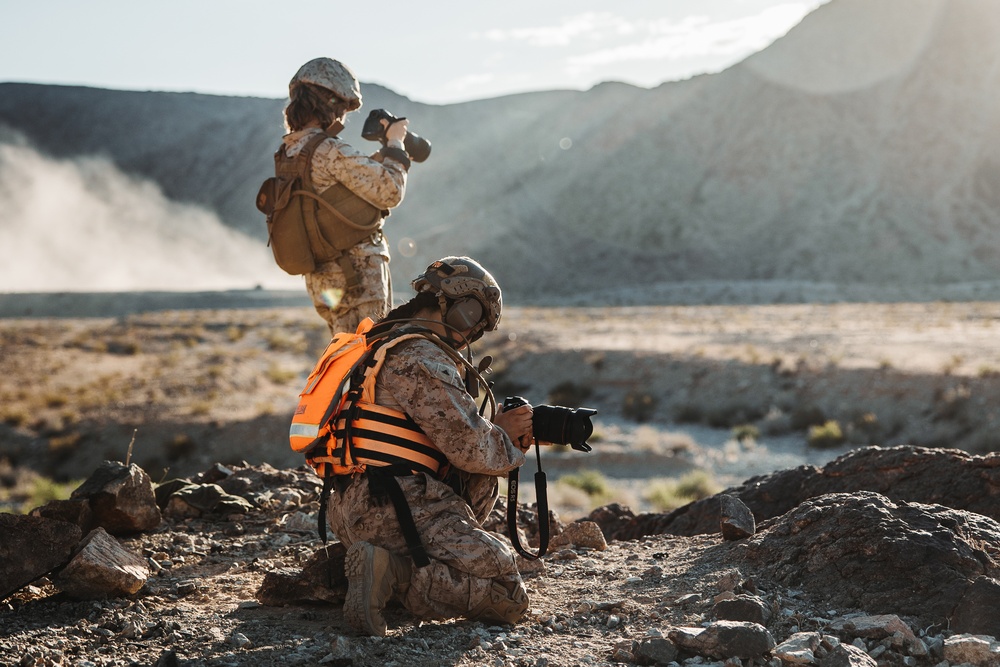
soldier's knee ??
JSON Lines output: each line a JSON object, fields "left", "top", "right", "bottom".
{"left": 469, "top": 580, "right": 529, "bottom": 624}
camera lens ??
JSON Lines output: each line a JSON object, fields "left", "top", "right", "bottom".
{"left": 532, "top": 405, "right": 596, "bottom": 450}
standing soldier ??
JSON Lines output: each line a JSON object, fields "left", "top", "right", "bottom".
{"left": 276, "top": 57, "right": 413, "bottom": 335}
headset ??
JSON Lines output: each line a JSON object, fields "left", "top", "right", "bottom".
{"left": 444, "top": 296, "right": 485, "bottom": 331}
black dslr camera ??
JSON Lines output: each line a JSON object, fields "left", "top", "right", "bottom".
{"left": 361, "top": 108, "right": 432, "bottom": 163}
{"left": 503, "top": 396, "right": 597, "bottom": 452}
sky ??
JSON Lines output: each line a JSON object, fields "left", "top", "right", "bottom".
{"left": 1, "top": 0, "right": 828, "bottom": 106}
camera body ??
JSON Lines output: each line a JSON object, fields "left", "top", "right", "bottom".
{"left": 503, "top": 396, "right": 596, "bottom": 452}
{"left": 361, "top": 108, "right": 432, "bottom": 163}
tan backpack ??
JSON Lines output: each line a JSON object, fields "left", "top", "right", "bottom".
{"left": 255, "top": 132, "right": 387, "bottom": 275}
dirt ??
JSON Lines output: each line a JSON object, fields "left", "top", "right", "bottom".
{"left": 0, "top": 462, "right": 938, "bottom": 667}
{"left": 1, "top": 299, "right": 994, "bottom": 665}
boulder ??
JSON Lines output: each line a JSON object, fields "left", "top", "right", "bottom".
{"left": 256, "top": 542, "right": 348, "bottom": 606}
{"left": 943, "top": 634, "right": 1000, "bottom": 666}
{"left": 820, "top": 644, "right": 878, "bottom": 667}
{"left": 719, "top": 495, "right": 756, "bottom": 540}
{"left": 54, "top": 528, "right": 149, "bottom": 599}
{"left": 549, "top": 520, "right": 607, "bottom": 551}
{"left": 0, "top": 514, "right": 82, "bottom": 600}
{"left": 610, "top": 446, "right": 1000, "bottom": 540}
{"left": 730, "top": 491, "right": 1000, "bottom": 635}
{"left": 669, "top": 621, "right": 776, "bottom": 659}
{"left": 713, "top": 594, "right": 772, "bottom": 625}
{"left": 71, "top": 460, "right": 161, "bottom": 534}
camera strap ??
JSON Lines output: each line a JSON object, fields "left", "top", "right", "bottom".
{"left": 506, "top": 441, "right": 549, "bottom": 560}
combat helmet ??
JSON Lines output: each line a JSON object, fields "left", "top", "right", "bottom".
{"left": 290, "top": 57, "right": 363, "bottom": 111}
{"left": 412, "top": 257, "right": 502, "bottom": 337}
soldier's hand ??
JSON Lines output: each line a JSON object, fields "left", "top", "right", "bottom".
{"left": 495, "top": 403, "right": 533, "bottom": 452}
{"left": 383, "top": 117, "right": 409, "bottom": 144}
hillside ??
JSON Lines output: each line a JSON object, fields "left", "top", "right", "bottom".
{"left": 3, "top": 0, "right": 1000, "bottom": 301}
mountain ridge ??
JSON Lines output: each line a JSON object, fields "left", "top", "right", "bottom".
{"left": 3, "top": 0, "right": 1000, "bottom": 301}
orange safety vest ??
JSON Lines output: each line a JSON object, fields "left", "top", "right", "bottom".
{"left": 290, "top": 318, "right": 448, "bottom": 479}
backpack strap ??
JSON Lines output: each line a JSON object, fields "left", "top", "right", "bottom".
{"left": 295, "top": 132, "right": 366, "bottom": 289}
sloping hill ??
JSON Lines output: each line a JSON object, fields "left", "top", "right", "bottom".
{"left": 3, "top": 0, "right": 1000, "bottom": 301}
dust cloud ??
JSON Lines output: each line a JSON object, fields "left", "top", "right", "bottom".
{"left": 0, "top": 135, "right": 299, "bottom": 293}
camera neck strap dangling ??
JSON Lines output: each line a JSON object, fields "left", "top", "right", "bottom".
{"left": 506, "top": 439, "right": 549, "bottom": 560}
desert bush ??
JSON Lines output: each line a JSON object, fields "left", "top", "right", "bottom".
{"left": 846, "top": 412, "right": 882, "bottom": 445}
{"left": 789, "top": 405, "right": 827, "bottom": 431}
{"left": 266, "top": 364, "right": 298, "bottom": 384}
{"left": 10, "top": 476, "right": 81, "bottom": 514}
{"left": 558, "top": 470, "right": 611, "bottom": 501}
{"left": 48, "top": 431, "right": 82, "bottom": 454}
{"left": 263, "top": 330, "right": 307, "bottom": 354}
{"left": 705, "top": 403, "right": 766, "bottom": 429}
{"left": 732, "top": 424, "right": 759, "bottom": 444}
{"left": 807, "top": 420, "right": 845, "bottom": 448}
{"left": 673, "top": 403, "right": 703, "bottom": 424}
{"left": 644, "top": 470, "right": 721, "bottom": 511}
{"left": 933, "top": 384, "right": 971, "bottom": 421}
{"left": 1, "top": 406, "right": 29, "bottom": 427}
{"left": 106, "top": 338, "right": 141, "bottom": 355}
{"left": 166, "top": 434, "right": 196, "bottom": 461}
{"left": 623, "top": 391, "right": 658, "bottom": 422}
{"left": 44, "top": 393, "right": 68, "bottom": 409}
{"left": 547, "top": 381, "right": 592, "bottom": 407}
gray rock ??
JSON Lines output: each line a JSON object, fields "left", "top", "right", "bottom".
{"left": 732, "top": 492, "right": 1000, "bottom": 631}
{"left": 820, "top": 644, "right": 877, "bottom": 667}
{"left": 713, "top": 595, "right": 772, "bottom": 625}
{"left": 55, "top": 528, "right": 149, "bottom": 599}
{"left": 0, "top": 513, "right": 82, "bottom": 600}
{"left": 719, "top": 495, "right": 755, "bottom": 540}
{"left": 71, "top": 460, "right": 161, "bottom": 534}
{"left": 256, "top": 543, "right": 347, "bottom": 606}
{"left": 773, "top": 632, "right": 821, "bottom": 664}
{"left": 942, "top": 634, "right": 1000, "bottom": 666}
{"left": 951, "top": 575, "right": 1000, "bottom": 639}
{"left": 549, "top": 520, "right": 607, "bottom": 551}
{"left": 670, "top": 621, "right": 776, "bottom": 659}
{"left": 611, "top": 446, "right": 1000, "bottom": 541}
{"left": 634, "top": 637, "right": 679, "bottom": 666}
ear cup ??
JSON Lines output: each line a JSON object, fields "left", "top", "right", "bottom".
{"left": 445, "top": 297, "right": 484, "bottom": 330}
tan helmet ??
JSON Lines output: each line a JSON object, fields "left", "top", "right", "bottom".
{"left": 289, "top": 57, "right": 362, "bottom": 111}
{"left": 412, "top": 256, "right": 502, "bottom": 334}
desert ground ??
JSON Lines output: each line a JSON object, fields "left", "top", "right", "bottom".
{"left": 4, "top": 292, "right": 1000, "bottom": 518}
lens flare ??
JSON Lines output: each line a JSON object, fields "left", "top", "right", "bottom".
{"left": 320, "top": 288, "right": 344, "bottom": 309}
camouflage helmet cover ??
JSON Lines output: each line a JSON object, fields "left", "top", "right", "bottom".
{"left": 290, "top": 57, "right": 362, "bottom": 111}
{"left": 412, "top": 256, "right": 503, "bottom": 332}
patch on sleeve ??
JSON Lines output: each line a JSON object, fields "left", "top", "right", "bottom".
{"left": 418, "top": 359, "right": 462, "bottom": 386}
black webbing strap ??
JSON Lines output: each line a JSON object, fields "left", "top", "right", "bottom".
{"left": 318, "top": 471, "right": 335, "bottom": 545}
{"left": 366, "top": 467, "right": 431, "bottom": 568}
{"left": 506, "top": 441, "right": 549, "bottom": 560}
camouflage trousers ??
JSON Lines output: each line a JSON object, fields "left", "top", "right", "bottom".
{"left": 304, "top": 243, "right": 391, "bottom": 337}
{"left": 326, "top": 471, "right": 529, "bottom": 621}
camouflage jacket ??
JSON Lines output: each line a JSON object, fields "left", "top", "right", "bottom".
{"left": 374, "top": 334, "right": 526, "bottom": 476}
{"left": 281, "top": 127, "right": 407, "bottom": 210}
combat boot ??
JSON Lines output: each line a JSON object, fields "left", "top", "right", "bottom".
{"left": 343, "top": 541, "right": 412, "bottom": 636}
{"left": 469, "top": 580, "right": 530, "bottom": 624}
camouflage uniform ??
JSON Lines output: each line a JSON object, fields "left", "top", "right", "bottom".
{"left": 326, "top": 332, "right": 530, "bottom": 621}
{"left": 281, "top": 127, "right": 407, "bottom": 336}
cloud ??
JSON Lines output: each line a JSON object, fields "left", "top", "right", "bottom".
{"left": 477, "top": 12, "right": 635, "bottom": 48}
{"left": 567, "top": 4, "right": 814, "bottom": 69}
{"left": 0, "top": 134, "right": 298, "bottom": 293}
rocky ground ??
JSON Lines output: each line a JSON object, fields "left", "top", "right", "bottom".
{"left": 5, "top": 450, "right": 1000, "bottom": 667}
{"left": 5, "top": 299, "right": 1000, "bottom": 665}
